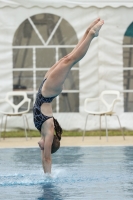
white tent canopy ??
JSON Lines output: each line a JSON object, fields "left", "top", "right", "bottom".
{"left": 0, "top": 0, "right": 133, "bottom": 8}
{"left": 0, "top": 0, "right": 133, "bottom": 131}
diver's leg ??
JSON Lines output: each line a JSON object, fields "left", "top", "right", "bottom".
{"left": 44, "top": 18, "right": 100, "bottom": 78}
{"left": 43, "top": 20, "right": 104, "bottom": 97}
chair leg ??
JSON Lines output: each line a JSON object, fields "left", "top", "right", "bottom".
{"left": 82, "top": 114, "right": 89, "bottom": 141}
{"left": 99, "top": 115, "right": 102, "bottom": 140}
{"left": 22, "top": 115, "right": 28, "bottom": 140}
{"left": 104, "top": 114, "right": 108, "bottom": 142}
{"left": 25, "top": 115, "right": 32, "bottom": 139}
{"left": 0, "top": 115, "right": 4, "bottom": 140}
{"left": 3, "top": 115, "right": 8, "bottom": 139}
{"left": 115, "top": 115, "right": 125, "bottom": 140}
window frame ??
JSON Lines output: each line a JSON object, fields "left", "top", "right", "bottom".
{"left": 12, "top": 15, "right": 79, "bottom": 113}
{"left": 123, "top": 44, "right": 133, "bottom": 112}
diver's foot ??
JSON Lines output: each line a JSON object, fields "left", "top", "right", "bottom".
{"left": 90, "top": 20, "right": 104, "bottom": 37}
{"left": 87, "top": 18, "right": 100, "bottom": 32}
{"left": 38, "top": 139, "right": 44, "bottom": 150}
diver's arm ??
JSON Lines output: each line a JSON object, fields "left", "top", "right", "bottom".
{"left": 41, "top": 133, "right": 53, "bottom": 174}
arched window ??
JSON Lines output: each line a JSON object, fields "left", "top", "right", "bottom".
{"left": 123, "top": 22, "right": 133, "bottom": 112}
{"left": 12, "top": 13, "right": 79, "bottom": 112}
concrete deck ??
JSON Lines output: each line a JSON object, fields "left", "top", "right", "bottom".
{"left": 0, "top": 136, "right": 133, "bottom": 148}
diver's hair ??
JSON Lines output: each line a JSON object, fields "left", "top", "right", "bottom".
{"left": 53, "top": 117, "right": 63, "bottom": 141}
{"left": 51, "top": 135, "right": 60, "bottom": 154}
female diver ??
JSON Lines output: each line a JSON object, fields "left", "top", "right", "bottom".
{"left": 33, "top": 18, "right": 104, "bottom": 174}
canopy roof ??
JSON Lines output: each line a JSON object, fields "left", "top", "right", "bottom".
{"left": 0, "top": 0, "right": 133, "bottom": 8}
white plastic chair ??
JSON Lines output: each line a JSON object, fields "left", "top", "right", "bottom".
{"left": 0, "top": 91, "right": 31, "bottom": 140}
{"left": 83, "top": 90, "right": 125, "bottom": 141}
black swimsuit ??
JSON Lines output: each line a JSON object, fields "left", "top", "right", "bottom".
{"left": 33, "top": 78, "right": 56, "bottom": 132}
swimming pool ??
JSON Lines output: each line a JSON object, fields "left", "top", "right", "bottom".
{"left": 0, "top": 146, "right": 133, "bottom": 200}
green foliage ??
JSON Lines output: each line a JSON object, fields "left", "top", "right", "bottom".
{"left": 63, "top": 130, "right": 133, "bottom": 136}
{"left": 1, "top": 129, "right": 133, "bottom": 138}
{"left": 1, "top": 130, "right": 40, "bottom": 138}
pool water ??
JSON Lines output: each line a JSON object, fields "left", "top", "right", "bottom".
{"left": 0, "top": 146, "right": 133, "bottom": 200}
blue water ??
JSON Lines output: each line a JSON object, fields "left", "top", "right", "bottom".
{"left": 0, "top": 147, "right": 133, "bottom": 200}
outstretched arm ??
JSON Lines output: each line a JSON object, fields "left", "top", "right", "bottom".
{"left": 41, "top": 133, "right": 53, "bottom": 174}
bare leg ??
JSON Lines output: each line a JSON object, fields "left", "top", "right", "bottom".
{"left": 43, "top": 20, "right": 104, "bottom": 97}
{"left": 44, "top": 18, "right": 100, "bottom": 78}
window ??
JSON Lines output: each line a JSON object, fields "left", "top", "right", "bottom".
{"left": 12, "top": 13, "right": 79, "bottom": 112}
{"left": 123, "top": 22, "right": 133, "bottom": 112}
